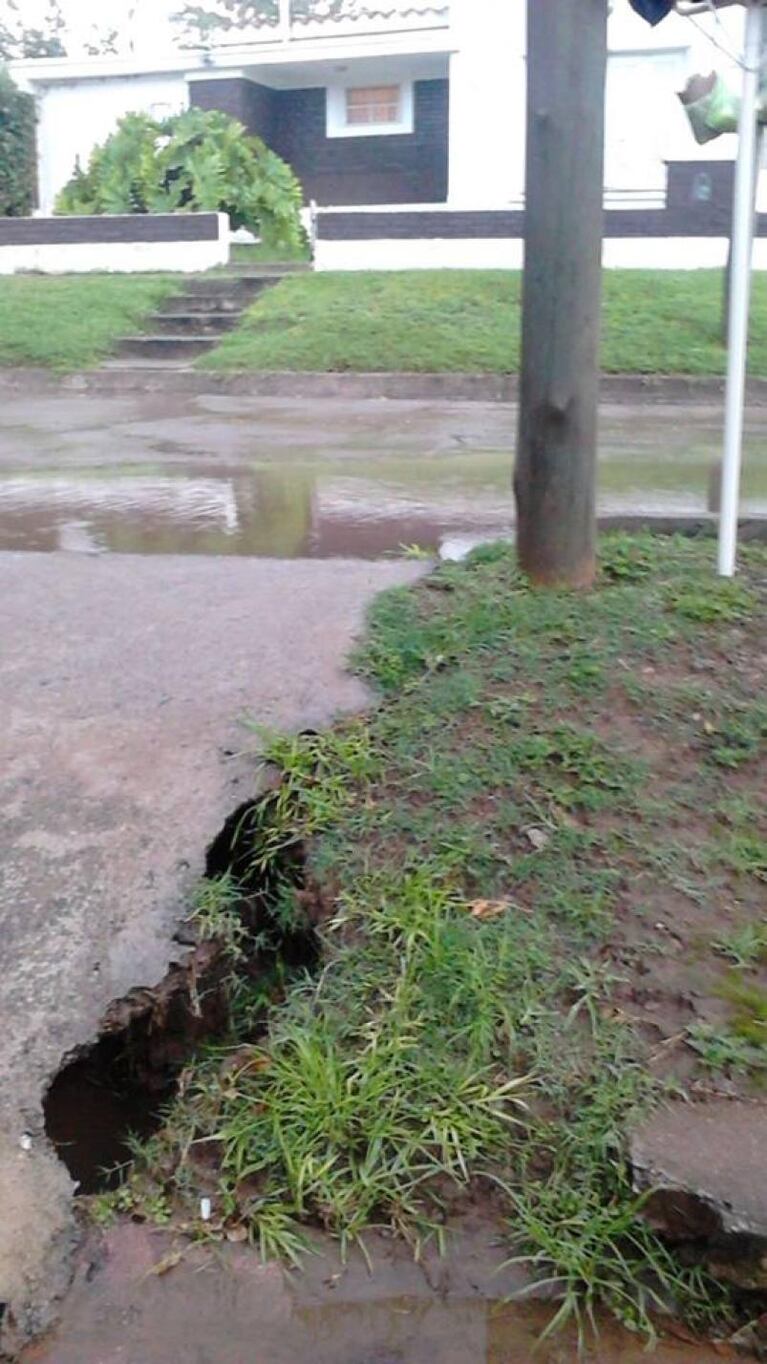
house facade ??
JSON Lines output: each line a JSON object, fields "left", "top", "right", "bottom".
{"left": 9, "top": 0, "right": 762, "bottom": 268}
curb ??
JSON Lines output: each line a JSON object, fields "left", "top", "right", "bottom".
{"left": 2, "top": 368, "right": 767, "bottom": 404}
{"left": 595, "top": 513, "right": 767, "bottom": 540}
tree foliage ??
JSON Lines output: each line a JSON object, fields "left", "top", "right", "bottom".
{"left": 0, "top": 68, "right": 36, "bottom": 215}
{"left": 174, "top": 0, "right": 352, "bottom": 44}
{"left": 55, "top": 107, "right": 305, "bottom": 247}
{"left": 0, "top": 0, "right": 65, "bottom": 58}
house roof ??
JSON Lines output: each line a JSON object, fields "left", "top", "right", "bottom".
{"left": 292, "top": 3, "right": 449, "bottom": 20}
{"left": 216, "top": 3, "right": 448, "bottom": 30}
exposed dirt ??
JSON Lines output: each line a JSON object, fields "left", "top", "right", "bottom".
{"left": 43, "top": 939, "right": 230, "bottom": 1193}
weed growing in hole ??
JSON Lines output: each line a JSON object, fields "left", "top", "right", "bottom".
{"left": 189, "top": 873, "right": 247, "bottom": 961}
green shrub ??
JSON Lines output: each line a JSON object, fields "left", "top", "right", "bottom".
{"left": 55, "top": 107, "right": 304, "bottom": 248}
{"left": 0, "top": 69, "right": 36, "bottom": 216}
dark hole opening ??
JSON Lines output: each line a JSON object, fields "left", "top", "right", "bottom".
{"left": 44, "top": 783, "right": 319, "bottom": 1194}
{"left": 42, "top": 1036, "right": 176, "bottom": 1195}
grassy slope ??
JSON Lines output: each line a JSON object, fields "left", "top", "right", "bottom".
{"left": 200, "top": 269, "right": 767, "bottom": 374}
{"left": 118, "top": 534, "right": 767, "bottom": 1342}
{"left": 0, "top": 275, "right": 179, "bottom": 369}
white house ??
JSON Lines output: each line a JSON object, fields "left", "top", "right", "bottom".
{"left": 8, "top": 0, "right": 763, "bottom": 270}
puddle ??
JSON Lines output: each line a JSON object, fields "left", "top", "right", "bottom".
{"left": 293, "top": 1299, "right": 735, "bottom": 1363}
{"left": 1, "top": 406, "right": 766, "bottom": 559}
{"left": 20, "top": 1235, "right": 739, "bottom": 1364}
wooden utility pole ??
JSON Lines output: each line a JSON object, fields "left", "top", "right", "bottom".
{"left": 515, "top": 0, "right": 609, "bottom": 587}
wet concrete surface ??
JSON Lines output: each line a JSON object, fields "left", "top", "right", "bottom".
{"left": 20, "top": 1221, "right": 735, "bottom": 1364}
{"left": 0, "top": 393, "right": 766, "bottom": 559}
{"left": 0, "top": 549, "right": 423, "bottom": 1349}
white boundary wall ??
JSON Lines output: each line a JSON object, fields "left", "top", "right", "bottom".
{"left": 315, "top": 237, "right": 767, "bottom": 272}
{"left": 0, "top": 214, "right": 230, "bottom": 276}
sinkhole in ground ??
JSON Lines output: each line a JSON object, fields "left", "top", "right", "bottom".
{"left": 43, "top": 787, "right": 320, "bottom": 1194}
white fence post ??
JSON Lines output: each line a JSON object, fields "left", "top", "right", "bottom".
{"left": 718, "top": 1, "right": 765, "bottom": 576}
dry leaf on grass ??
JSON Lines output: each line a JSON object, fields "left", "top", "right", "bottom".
{"left": 468, "top": 899, "right": 512, "bottom": 920}
{"left": 145, "top": 1250, "right": 184, "bottom": 1278}
{"left": 225, "top": 1224, "right": 249, "bottom": 1243}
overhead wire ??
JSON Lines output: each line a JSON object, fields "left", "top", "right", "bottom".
{"left": 677, "top": 0, "right": 756, "bottom": 71}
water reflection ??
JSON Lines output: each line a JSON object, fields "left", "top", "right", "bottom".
{"left": 1, "top": 442, "right": 766, "bottom": 560}
{"left": 294, "top": 1297, "right": 734, "bottom": 1364}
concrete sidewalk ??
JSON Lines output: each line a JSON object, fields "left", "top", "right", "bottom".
{"left": 0, "top": 550, "right": 422, "bottom": 1350}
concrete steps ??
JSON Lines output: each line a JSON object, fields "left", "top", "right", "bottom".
{"left": 116, "top": 335, "right": 216, "bottom": 361}
{"left": 155, "top": 293, "right": 244, "bottom": 315}
{"left": 149, "top": 312, "right": 240, "bottom": 336}
{"left": 114, "top": 270, "right": 284, "bottom": 366}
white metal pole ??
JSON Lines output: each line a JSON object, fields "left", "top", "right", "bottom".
{"left": 718, "top": 1, "right": 764, "bottom": 576}
{"left": 279, "top": 0, "right": 291, "bottom": 40}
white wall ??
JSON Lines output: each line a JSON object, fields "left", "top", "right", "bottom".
{"left": 448, "top": 0, "right": 526, "bottom": 207}
{"left": 317, "top": 237, "right": 524, "bottom": 270}
{"left": 34, "top": 73, "right": 189, "bottom": 215}
{"left": 447, "top": 0, "right": 750, "bottom": 207}
{"left": 315, "top": 236, "right": 767, "bottom": 273}
{"left": 0, "top": 216, "right": 230, "bottom": 275}
{"left": 606, "top": 5, "right": 749, "bottom": 184}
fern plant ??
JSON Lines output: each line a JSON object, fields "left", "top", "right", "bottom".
{"left": 55, "top": 107, "right": 304, "bottom": 248}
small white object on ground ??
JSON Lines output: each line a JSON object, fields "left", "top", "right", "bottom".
{"left": 200, "top": 1197, "right": 212, "bottom": 1222}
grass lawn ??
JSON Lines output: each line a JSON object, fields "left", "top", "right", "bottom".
{"left": 0, "top": 274, "right": 179, "bottom": 369}
{"left": 108, "top": 534, "right": 767, "bottom": 1344}
{"left": 229, "top": 241, "right": 311, "bottom": 265}
{"left": 199, "top": 268, "right": 767, "bottom": 374}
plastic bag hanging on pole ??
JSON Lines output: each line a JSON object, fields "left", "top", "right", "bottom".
{"left": 680, "top": 71, "right": 767, "bottom": 144}
{"left": 629, "top": 0, "right": 675, "bottom": 24}
{"left": 680, "top": 72, "right": 741, "bottom": 143}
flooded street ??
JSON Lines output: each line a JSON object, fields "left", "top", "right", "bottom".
{"left": 1, "top": 392, "right": 766, "bottom": 558}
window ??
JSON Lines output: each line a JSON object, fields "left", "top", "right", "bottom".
{"left": 346, "top": 85, "right": 401, "bottom": 126}
{"left": 326, "top": 81, "right": 414, "bottom": 138}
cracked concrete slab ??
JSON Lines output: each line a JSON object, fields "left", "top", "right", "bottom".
{"left": 0, "top": 549, "right": 423, "bottom": 1351}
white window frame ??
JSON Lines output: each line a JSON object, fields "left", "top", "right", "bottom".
{"left": 326, "top": 81, "right": 414, "bottom": 139}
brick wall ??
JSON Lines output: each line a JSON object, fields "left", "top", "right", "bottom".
{"left": 317, "top": 161, "right": 751, "bottom": 241}
{"left": 189, "top": 77, "right": 449, "bottom": 206}
{"left": 0, "top": 214, "right": 221, "bottom": 244}
{"left": 190, "top": 78, "right": 275, "bottom": 146}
